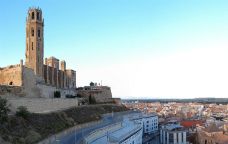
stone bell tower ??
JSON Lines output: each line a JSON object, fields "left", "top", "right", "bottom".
{"left": 25, "top": 7, "right": 44, "bottom": 77}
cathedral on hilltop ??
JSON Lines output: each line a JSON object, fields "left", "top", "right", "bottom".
{"left": 0, "top": 8, "right": 76, "bottom": 98}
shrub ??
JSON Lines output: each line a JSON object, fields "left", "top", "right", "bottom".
{"left": 25, "top": 130, "right": 41, "bottom": 144}
{"left": 0, "top": 97, "right": 10, "bottom": 123}
{"left": 66, "top": 94, "right": 76, "bottom": 98}
{"left": 16, "top": 106, "right": 30, "bottom": 119}
{"left": 54, "top": 91, "right": 61, "bottom": 98}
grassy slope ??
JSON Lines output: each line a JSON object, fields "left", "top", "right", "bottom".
{"left": 0, "top": 104, "right": 128, "bottom": 144}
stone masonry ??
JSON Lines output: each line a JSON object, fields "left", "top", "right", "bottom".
{"left": 0, "top": 7, "right": 76, "bottom": 98}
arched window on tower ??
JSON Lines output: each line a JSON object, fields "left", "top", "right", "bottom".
{"left": 37, "top": 12, "right": 40, "bottom": 20}
{"left": 31, "top": 28, "right": 34, "bottom": 36}
{"left": 32, "top": 12, "right": 35, "bottom": 19}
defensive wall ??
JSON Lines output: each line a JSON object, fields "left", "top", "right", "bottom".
{"left": 0, "top": 63, "right": 76, "bottom": 98}
{"left": 6, "top": 97, "right": 78, "bottom": 113}
{"left": 0, "top": 85, "right": 25, "bottom": 97}
{"left": 0, "top": 64, "right": 23, "bottom": 86}
{"left": 77, "top": 86, "right": 113, "bottom": 103}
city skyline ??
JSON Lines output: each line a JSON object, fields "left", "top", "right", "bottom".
{"left": 1, "top": 0, "right": 228, "bottom": 99}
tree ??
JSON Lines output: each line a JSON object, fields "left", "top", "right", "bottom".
{"left": 54, "top": 91, "right": 61, "bottom": 98}
{"left": 0, "top": 97, "right": 10, "bottom": 123}
{"left": 90, "top": 82, "right": 95, "bottom": 87}
{"left": 16, "top": 106, "right": 30, "bottom": 119}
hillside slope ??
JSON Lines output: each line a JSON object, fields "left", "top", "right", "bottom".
{"left": 0, "top": 104, "right": 128, "bottom": 144}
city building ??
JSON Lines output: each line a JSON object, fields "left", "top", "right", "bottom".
{"left": 196, "top": 123, "right": 228, "bottom": 144}
{"left": 0, "top": 8, "right": 76, "bottom": 98}
{"left": 142, "top": 114, "right": 159, "bottom": 134}
{"left": 129, "top": 113, "right": 159, "bottom": 134}
{"left": 83, "top": 120, "right": 143, "bottom": 144}
{"left": 160, "top": 120, "right": 190, "bottom": 144}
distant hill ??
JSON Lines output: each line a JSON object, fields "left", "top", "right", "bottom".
{"left": 123, "top": 98, "right": 228, "bottom": 104}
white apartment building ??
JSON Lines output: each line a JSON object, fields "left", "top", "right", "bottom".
{"left": 160, "top": 121, "right": 190, "bottom": 144}
{"left": 142, "top": 114, "right": 158, "bottom": 134}
{"left": 130, "top": 113, "right": 159, "bottom": 134}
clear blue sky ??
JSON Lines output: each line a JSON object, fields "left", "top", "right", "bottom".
{"left": 1, "top": 0, "right": 228, "bottom": 99}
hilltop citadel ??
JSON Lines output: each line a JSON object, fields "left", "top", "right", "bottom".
{"left": 0, "top": 8, "right": 76, "bottom": 98}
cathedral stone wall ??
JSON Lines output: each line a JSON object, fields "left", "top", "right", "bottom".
{"left": 37, "top": 84, "right": 57, "bottom": 98}
{"left": 23, "top": 66, "right": 41, "bottom": 97}
{"left": 0, "top": 64, "right": 22, "bottom": 86}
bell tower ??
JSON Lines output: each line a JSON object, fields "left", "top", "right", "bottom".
{"left": 25, "top": 7, "right": 44, "bottom": 77}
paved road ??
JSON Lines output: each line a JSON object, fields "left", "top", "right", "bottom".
{"left": 53, "top": 111, "right": 138, "bottom": 144}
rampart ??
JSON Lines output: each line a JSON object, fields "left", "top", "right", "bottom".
{"left": 0, "top": 85, "right": 24, "bottom": 97}
{"left": 0, "top": 64, "right": 22, "bottom": 86}
{"left": 77, "top": 86, "right": 113, "bottom": 103}
{"left": 7, "top": 97, "right": 78, "bottom": 113}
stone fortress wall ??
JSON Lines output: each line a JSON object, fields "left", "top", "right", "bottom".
{"left": 7, "top": 97, "right": 78, "bottom": 113}
{"left": 0, "top": 85, "right": 24, "bottom": 97}
{"left": 0, "top": 64, "right": 23, "bottom": 86}
{"left": 77, "top": 86, "right": 113, "bottom": 103}
{"left": 0, "top": 61, "right": 76, "bottom": 99}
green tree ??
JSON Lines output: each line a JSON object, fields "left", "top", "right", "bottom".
{"left": 0, "top": 97, "right": 10, "bottom": 123}
{"left": 16, "top": 106, "right": 30, "bottom": 119}
{"left": 90, "top": 82, "right": 95, "bottom": 86}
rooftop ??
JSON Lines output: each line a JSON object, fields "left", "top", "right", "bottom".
{"left": 109, "top": 121, "right": 142, "bottom": 143}
{"left": 88, "top": 120, "right": 142, "bottom": 144}
{"left": 162, "top": 123, "right": 187, "bottom": 132}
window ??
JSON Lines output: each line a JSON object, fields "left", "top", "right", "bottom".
{"left": 32, "top": 42, "right": 33, "bottom": 50}
{"left": 38, "top": 29, "right": 40, "bottom": 37}
{"left": 32, "top": 12, "right": 35, "bottom": 19}
{"left": 37, "top": 12, "right": 40, "bottom": 20}
{"left": 31, "top": 28, "right": 34, "bottom": 36}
